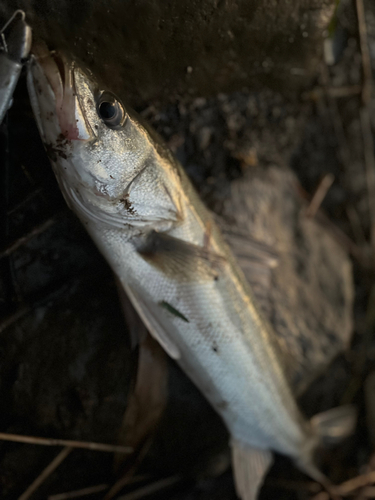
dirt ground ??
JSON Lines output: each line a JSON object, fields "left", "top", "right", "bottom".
{"left": 1, "top": 0, "right": 375, "bottom": 498}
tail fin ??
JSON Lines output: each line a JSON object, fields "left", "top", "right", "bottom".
{"left": 231, "top": 406, "right": 356, "bottom": 500}
{"left": 297, "top": 405, "right": 357, "bottom": 490}
{"left": 310, "top": 404, "right": 357, "bottom": 446}
{"left": 230, "top": 440, "right": 273, "bottom": 500}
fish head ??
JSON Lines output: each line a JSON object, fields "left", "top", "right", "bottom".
{"left": 27, "top": 45, "right": 181, "bottom": 230}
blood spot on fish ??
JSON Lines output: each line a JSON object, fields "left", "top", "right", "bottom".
{"left": 110, "top": 175, "right": 114, "bottom": 179}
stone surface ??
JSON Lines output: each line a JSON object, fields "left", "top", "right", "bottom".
{"left": 220, "top": 166, "right": 353, "bottom": 394}
{"left": 1, "top": 0, "right": 335, "bottom": 104}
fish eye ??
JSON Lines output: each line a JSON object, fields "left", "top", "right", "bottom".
{"left": 96, "top": 92, "right": 126, "bottom": 129}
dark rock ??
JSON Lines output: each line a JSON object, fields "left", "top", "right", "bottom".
{"left": 1, "top": 0, "right": 335, "bottom": 104}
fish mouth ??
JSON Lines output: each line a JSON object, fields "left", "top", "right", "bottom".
{"left": 28, "top": 43, "right": 94, "bottom": 142}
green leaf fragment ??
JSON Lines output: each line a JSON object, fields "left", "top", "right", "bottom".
{"left": 159, "top": 300, "right": 189, "bottom": 323}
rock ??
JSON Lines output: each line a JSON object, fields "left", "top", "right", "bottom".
{"left": 220, "top": 166, "right": 353, "bottom": 394}
{"left": 1, "top": 0, "right": 335, "bottom": 104}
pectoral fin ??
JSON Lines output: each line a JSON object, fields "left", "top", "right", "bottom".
{"left": 114, "top": 276, "right": 147, "bottom": 348}
{"left": 137, "top": 230, "right": 226, "bottom": 282}
{"left": 123, "top": 283, "right": 181, "bottom": 360}
{"left": 231, "top": 440, "right": 273, "bottom": 500}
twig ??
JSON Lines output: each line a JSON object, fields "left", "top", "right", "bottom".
{"left": 116, "top": 476, "right": 182, "bottom": 500}
{"left": 333, "top": 470, "right": 375, "bottom": 496}
{"left": 356, "top": 0, "right": 372, "bottom": 105}
{"left": 0, "top": 216, "right": 56, "bottom": 259}
{"left": 326, "top": 85, "right": 362, "bottom": 98}
{"left": 355, "top": 0, "right": 375, "bottom": 258}
{"left": 311, "top": 492, "right": 330, "bottom": 500}
{"left": 319, "top": 63, "right": 352, "bottom": 173}
{"left": 360, "top": 106, "right": 375, "bottom": 260}
{"left": 0, "top": 432, "right": 132, "bottom": 454}
{"left": 48, "top": 484, "right": 109, "bottom": 500}
{"left": 0, "top": 304, "right": 31, "bottom": 333}
{"left": 265, "top": 478, "right": 321, "bottom": 493}
{"left": 306, "top": 173, "right": 335, "bottom": 217}
{"left": 104, "top": 438, "right": 153, "bottom": 500}
{"left": 346, "top": 206, "right": 367, "bottom": 246}
{"left": 7, "top": 187, "right": 44, "bottom": 215}
{"left": 18, "top": 447, "right": 73, "bottom": 500}
{"left": 357, "top": 486, "right": 375, "bottom": 498}
{"left": 48, "top": 477, "right": 150, "bottom": 500}
{"left": 304, "top": 85, "right": 362, "bottom": 100}
{"left": 315, "top": 211, "right": 365, "bottom": 264}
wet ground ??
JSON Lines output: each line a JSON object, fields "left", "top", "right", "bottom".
{"left": 1, "top": 0, "right": 375, "bottom": 499}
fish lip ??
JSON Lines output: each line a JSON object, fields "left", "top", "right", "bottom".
{"left": 30, "top": 45, "right": 95, "bottom": 142}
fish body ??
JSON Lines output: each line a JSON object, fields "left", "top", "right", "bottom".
{"left": 27, "top": 48, "right": 354, "bottom": 498}
{"left": 0, "top": 10, "right": 31, "bottom": 124}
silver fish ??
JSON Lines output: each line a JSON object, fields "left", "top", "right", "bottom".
{"left": 0, "top": 10, "right": 31, "bottom": 124}
{"left": 27, "top": 47, "right": 355, "bottom": 500}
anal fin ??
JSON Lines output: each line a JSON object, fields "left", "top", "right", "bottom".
{"left": 231, "top": 440, "right": 273, "bottom": 500}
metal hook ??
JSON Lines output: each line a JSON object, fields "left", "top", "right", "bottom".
{"left": 0, "top": 10, "right": 28, "bottom": 54}
{"left": 0, "top": 9, "right": 26, "bottom": 35}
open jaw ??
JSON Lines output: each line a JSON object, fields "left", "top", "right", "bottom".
{"left": 28, "top": 45, "right": 93, "bottom": 142}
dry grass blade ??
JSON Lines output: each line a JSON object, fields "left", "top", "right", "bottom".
{"left": 346, "top": 206, "right": 367, "bottom": 246}
{"left": 315, "top": 211, "right": 365, "bottom": 263}
{"left": 326, "top": 85, "right": 362, "bottom": 98}
{"left": 105, "top": 284, "right": 168, "bottom": 500}
{"left": 115, "top": 290, "right": 168, "bottom": 463}
{"left": 311, "top": 492, "right": 330, "bottom": 500}
{"left": 104, "top": 444, "right": 151, "bottom": 500}
{"left": 319, "top": 63, "right": 352, "bottom": 173}
{"left": 357, "top": 485, "right": 375, "bottom": 498}
{"left": 18, "top": 446, "right": 73, "bottom": 500}
{"left": 333, "top": 470, "right": 375, "bottom": 496}
{"left": 356, "top": 0, "right": 372, "bottom": 105}
{"left": 0, "top": 304, "right": 31, "bottom": 333}
{"left": 303, "top": 85, "right": 362, "bottom": 100}
{"left": 7, "top": 187, "right": 44, "bottom": 215}
{"left": 306, "top": 173, "right": 335, "bottom": 217}
{"left": 48, "top": 484, "right": 109, "bottom": 500}
{"left": 0, "top": 432, "right": 132, "bottom": 453}
{"left": 360, "top": 106, "right": 375, "bottom": 260}
{"left": 116, "top": 476, "right": 182, "bottom": 500}
{"left": 355, "top": 0, "right": 375, "bottom": 258}
{"left": 265, "top": 478, "right": 321, "bottom": 493}
{"left": 0, "top": 216, "right": 56, "bottom": 259}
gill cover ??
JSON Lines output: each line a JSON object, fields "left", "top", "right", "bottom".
{"left": 27, "top": 47, "right": 181, "bottom": 230}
